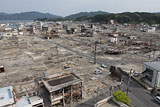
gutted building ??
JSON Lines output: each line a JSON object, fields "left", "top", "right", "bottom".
{"left": 42, "top": 73, "right": 83, "bottom": 106}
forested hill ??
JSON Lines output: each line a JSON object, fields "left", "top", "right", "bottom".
{"left": 36, "top": 12, "right": 160, "bottom": 24}
{"left": 92, "top": 12, "right": 160, "bottom": 24}
{"left": 65, "top": 11, "right": 110, "bottom": 19}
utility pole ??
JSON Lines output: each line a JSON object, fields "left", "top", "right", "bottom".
{"left": 94, "top": 41, "right": 98, "bottom": 64}
{"left": 96, "top": 87, "right": 99, "bottom": 103}
{"left": 56, "top": 46, "right": 58, "bottom": 58}
{"left": 51, "top": 46, "right": 59, "bottom": 58}
{"left": 100, "top": 38, "right": 102, "bottom": 47}
{"left": 101, "top": 47, "right": 104, "bottom": 56}
{"left": 127, "top": 69, "right": 133, "bottom": 96}
{"left": 109, "top": 86, "right": 112, "bottom": 96}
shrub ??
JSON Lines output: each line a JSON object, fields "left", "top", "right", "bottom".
{"left": 113, "top": 90, "right": 131, "bottom": 104}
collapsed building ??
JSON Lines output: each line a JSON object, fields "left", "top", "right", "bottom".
{"left": 79, "top": 25, "right": 96, "bottom": 37}
{"left": 46, "top": 29, "right": 59, "bottom": 39}
{"left": 42, "top": 27, "right": 59, "bottom": 39}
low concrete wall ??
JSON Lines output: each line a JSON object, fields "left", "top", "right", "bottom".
{"left": 94, "top": 96, "right": 130, "bottom": 107}
{"left": 94, "top": 96, "right": 112, "bottom": 107}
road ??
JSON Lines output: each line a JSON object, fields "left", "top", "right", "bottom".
{"left": 122, "top": 75, "right": 160, "bottom": 107}
{"left": 76, "top": 75, "right": 160, "bottom": 107}
{"left": 36, "top": 35, "right": 151, "bottom": 68}
{"left": 62, "top": 36, "right": 152, "bottom": 59}
{"left": 35, "top": 36, "right": 160, "bottom": 107}
{"left": 42, "top": 37, "right": 119, "bottom": 68}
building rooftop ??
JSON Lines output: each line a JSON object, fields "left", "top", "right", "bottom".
{"left": 43, "top": 73, "right": 82, "bottom": 92}
{"left": 16, "top": 96, "right": 43, "bottom": 107}
{"left": 0, "top": 86, "right": 15, "bottom": 106}
{"left": 144, "top": 61, "right": 160, "bottom": 71}
{"left": 29, "top": 96, "right": 43, "bottom": 106}
{"left": 16, "top": 96, "right": 31, "bottom": 107}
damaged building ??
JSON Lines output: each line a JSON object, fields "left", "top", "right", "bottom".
{"left": 40, "top": 73, "right": 83, "bottom": 106}
{"left": 141, "top": 61, "right": 160, "bottom": 88}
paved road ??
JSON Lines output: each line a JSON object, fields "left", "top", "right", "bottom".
{"left": 35, "top": 36, "right": 160, "bottom": 107}
{"left": 122, "top": 75, "right": 160, "bottom": 107}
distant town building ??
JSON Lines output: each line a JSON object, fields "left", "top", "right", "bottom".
{"left": 140, "top": 27, "right": 156, "bottom": 33}
{"left": 110, "top": 37, "right": 118, "bottom": 43}
{"left": 128, "top": 36, "right": 137, "bottom": 40}
{"left": 2, "top": 32, "right": 18, "bottom": 39}
{"left": 147, "top": 27, "right": 156, "bottom": 33}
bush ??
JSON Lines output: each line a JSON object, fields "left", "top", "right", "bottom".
{"left": 113, "top": 90, "right": 131, "bottom": 104}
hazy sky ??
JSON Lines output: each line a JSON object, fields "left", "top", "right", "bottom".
{"left": 0, "top": 0, "right": 159, "bottom": 16}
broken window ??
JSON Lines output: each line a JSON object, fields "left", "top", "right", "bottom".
{"left": 144, "top": 68, "right": 154, "bottom": 82}
{"left": 0, "top": 66, "right": 5, "bottom": 73}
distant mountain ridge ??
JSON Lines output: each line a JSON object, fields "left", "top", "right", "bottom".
{"left": 2, "top": 11, "right": 160, "bottom": 21}
{"left": 154, "top": 12, "right": 160, "bottom": 14}
{"left": 0, "top": 11, "right": 61, "bottom": 20}
{"left": 65, "top": 11, "right": 110, "bottom": 19}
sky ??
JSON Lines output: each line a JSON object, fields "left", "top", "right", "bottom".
{"left": 0, "top": 0, "right": 160, "bottom": 16}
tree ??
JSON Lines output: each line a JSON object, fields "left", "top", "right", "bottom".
{"left": 92, "top": 12, "right": 160, "bottom": 24}
{"left": 92, "top": 14, "right": 109, "bottom": 23}
{"left": 74, "top": 16, "right": 90, "bottom": 21}
{"left": 113, "top": 90, "right": 131, "bottom": 104}
{"left": 110, "top": 66, "right": 116, "bottom": 77}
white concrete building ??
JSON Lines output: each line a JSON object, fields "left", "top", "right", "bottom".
{"left": 110, "top": 37, "right": 118, "bottom": 43}
{"left": 141, "top": 61, "right": 160, "bottom": 88}
{"left": 16, "top": 96, "right": 44, "bottom": 107}
{"left": 0, "top": 86, "right": 16, "bottom": 107}
{"left": 18, "top": 31, "right": 24, "bottom": 35}
{"left": 147, "top": 27, "right": 156, "bottom": 33}
{"left": 2, "top": 32, "right": 18, "bottom": 38}
{"left": 4, "top": 27, "right": 12, "bottom": 31}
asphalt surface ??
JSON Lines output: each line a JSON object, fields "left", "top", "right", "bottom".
{"left": 35, "top": 36, "right": 160, "bottom": 107}
{"left": 122, "top": 75, "right": 160, "bottom": 107}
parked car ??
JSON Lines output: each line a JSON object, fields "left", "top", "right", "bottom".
{"left": 133, "top": 72, "right": 140, "bottom": 77}
{"left": 154, "top": 96, "right": 160, "bottom": 104}
{"left": 95, "top": 70, "right": 102, "bottom": 75}
{"left": 101, "top": 64, "right": 107, "bottom": 68}
{"left": 151, "top": 88, "right": 160, "bottom": 96}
